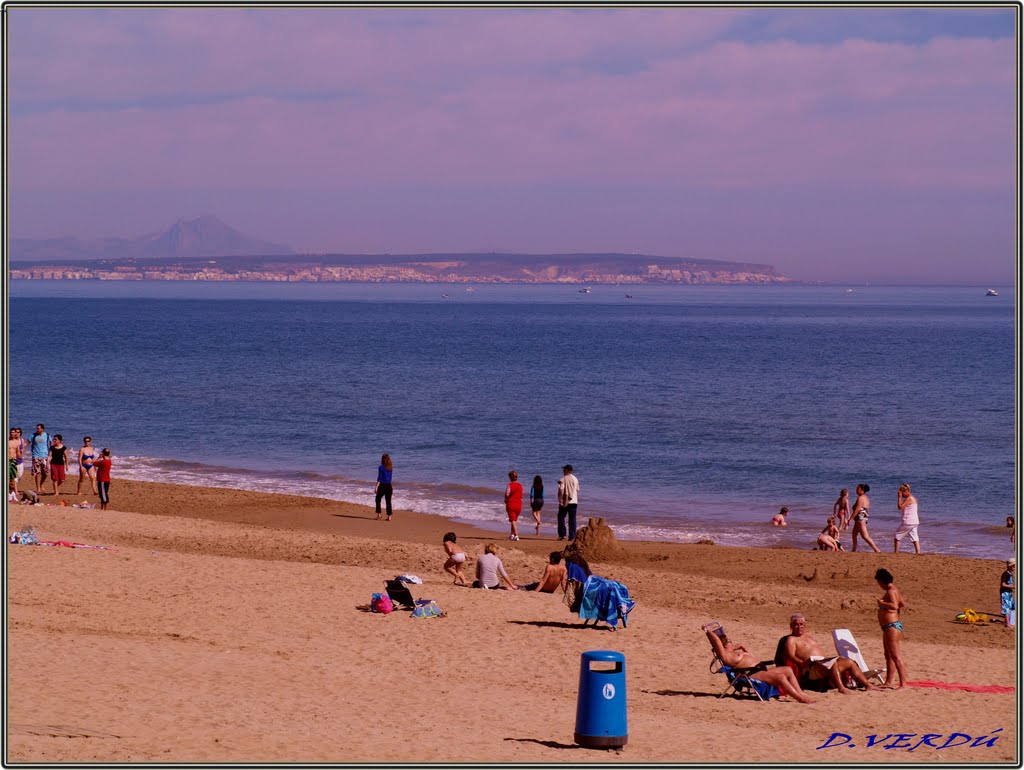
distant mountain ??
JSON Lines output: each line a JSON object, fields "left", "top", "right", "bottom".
{"left": 9, "top": 215, "right": 294, "bottom": 262}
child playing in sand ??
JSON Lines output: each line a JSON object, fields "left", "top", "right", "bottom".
{"left": 771, "top": 507, "right": 788, "bottom": 526}
{"left": 817, "top": 516, "right": 843, "bottom": 551}
{"left": 833, "top": 488, "right": 851, "bottom": 530}
{"left": 442, "top": 532, "right": 468, "bottom": 586}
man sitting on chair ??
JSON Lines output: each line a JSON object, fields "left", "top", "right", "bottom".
{"left": 703, "top": 624, "right": 816, "bottom": 704}
{"left": 782, "top": 613, "right": 878, "bottom": 694}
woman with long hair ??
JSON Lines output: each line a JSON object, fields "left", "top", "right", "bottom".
{"left": 375, "top": 453, "right": 394, "bottom": 521}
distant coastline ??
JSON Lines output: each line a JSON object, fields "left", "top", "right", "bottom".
{"left": 8, "top": 251, "right": 788, "bottom": 285}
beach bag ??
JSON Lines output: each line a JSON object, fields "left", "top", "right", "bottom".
{"left": 411, "top": 599, "right": 445, "bottom": 619}
{"left": 371, "top": 592, "right": 394, "bottom": 614}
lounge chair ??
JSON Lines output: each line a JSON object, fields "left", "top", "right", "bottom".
{"left": 706, "top": 622, "right": 779, "bottom": 702}
{"left": 832, "top": 628, "right": 886, "bottom": 685}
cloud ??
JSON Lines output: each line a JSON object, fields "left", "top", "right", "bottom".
{"left": 9, "top": 23, "right": 1013, "bottom": 195}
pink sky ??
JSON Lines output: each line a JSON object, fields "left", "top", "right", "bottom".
{"left": 7, "top": 7, "right": 1017, "bottom": 282}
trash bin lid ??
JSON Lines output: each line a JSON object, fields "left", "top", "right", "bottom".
{"left": 581, "top": 650, "right": 625, "bottom": 662}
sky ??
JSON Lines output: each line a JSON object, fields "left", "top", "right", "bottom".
{"left": 5, "top": 5, "right": 1018, "bottom": 283}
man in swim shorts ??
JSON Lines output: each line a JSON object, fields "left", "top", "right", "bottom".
{"left": 782, "top": 613, "right": 877, "bottom": 694}
{"left": 876, "top": 568, "right": 908, "bottom": 688}
{"left": 29, "top": 424, "right": 50, "bottom": 493}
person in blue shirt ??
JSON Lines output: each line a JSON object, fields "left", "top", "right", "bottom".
{"left": 29, "top": 424, "right": 51, "bottom": 494}
{"left": 375, "top": 453, "right": 394, "bottom": 521}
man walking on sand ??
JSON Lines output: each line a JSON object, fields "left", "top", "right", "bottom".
{"left": 781, "top": 613, "right": 878, "bottom": 694}
{"left": 29, "top": 424, "right": 50, "bottom": 494}
{"left": 557, "top": 464, "right": 579, "bottom": 542}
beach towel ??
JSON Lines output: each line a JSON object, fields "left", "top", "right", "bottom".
{"left": 411, "top": 599, "right": 445, "bottom": 619}
{"left": 397, "top": 574, "right": 423, "bottom": 584}
{"left": 8, "top": 526, "right": 39, "bottom": 545}
{"left": 907, "top": 680, "right": 1014, "bottom": 694}
{"left": 578, "top": 575, "right": 636, "bottom": 628}
{"left": 38, "top": 540, "right": 112, "bottom": 550}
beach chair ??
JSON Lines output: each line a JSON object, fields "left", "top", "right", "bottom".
{"left": 384, "top": 578, "right": 416, "bottom": 609}
{"left": 577, "top": 575, "right": 636, "bottom": 629}
{"left": 832, "top": 628, "right": 886, "bottom": 685}
{"left": 705, "top": 622, "right": 778, "bottom": 702}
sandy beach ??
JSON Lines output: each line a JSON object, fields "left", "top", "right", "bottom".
{"left": 5, "top": 479, "right": 1017, "bottom": 763}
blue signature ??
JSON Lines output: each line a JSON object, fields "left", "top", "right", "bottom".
{"left": 817, "top": 730, "right": 1003, "bottom": 751}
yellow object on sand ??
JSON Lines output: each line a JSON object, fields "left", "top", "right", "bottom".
{"left": 955, "top": 608, "right": 990, "bottom": 623}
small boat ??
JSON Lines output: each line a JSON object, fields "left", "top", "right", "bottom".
{"left": 578, "top": 286, "right": 591, "bottom": 294}
{"left": 624, "top": 294, "right": 633, "bottom": 299}
{"left": 986, "top": 289, "right": 999, "bottom": 296}
{"left": 441, "top": 293, "right": 450, "bottom": 299}
{"left": 465, "top": 287, "right": 475, "bottom": 293}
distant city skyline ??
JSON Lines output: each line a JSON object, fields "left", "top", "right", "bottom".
{"left": 6, "top": 5, "right": 1018, "bottom": 283}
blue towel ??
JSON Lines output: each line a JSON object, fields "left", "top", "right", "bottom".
{"left": 721, "top": 666, "right": 779, "bottom": 701}
{"left": 566, "top": 561, "right": 589, "bottom": 584}
{"left": 578, "top": 575, "right": 636, "bottom": 628}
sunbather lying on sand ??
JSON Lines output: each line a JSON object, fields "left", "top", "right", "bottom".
{"left": 703, "top": 624, "right": 816, "bottom": 704}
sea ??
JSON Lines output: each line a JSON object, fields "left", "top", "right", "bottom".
{"left": 7, "top": 280, "right": 1017, "bottom": 560}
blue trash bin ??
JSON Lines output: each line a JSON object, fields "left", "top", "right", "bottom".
{"left": 574, "top": 650, "right": 627, "bottom": 748}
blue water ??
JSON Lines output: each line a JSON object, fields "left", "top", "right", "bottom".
{"left": 7, "top": 280, "right": 1016, "bottom": 558}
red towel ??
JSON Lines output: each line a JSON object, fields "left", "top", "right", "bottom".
{"left": 908, "top": 680, "right": 1014, "bottom": 694}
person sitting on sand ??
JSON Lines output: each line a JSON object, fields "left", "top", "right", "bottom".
{"left": 522, "top": 551, "right": 568, "bottom": 593}
{"left": 876, "top": 568, "right": 908, "bottom": 688}
{"left": 703, "top": 624, "right": 816, "bottom": 704}
{"left": 781, "top": 613, "right": 878, "bottom": 694}
{"left": 771, "top": 507, "right": 788, "bottom": 526}
{"left": 473, "top": 543, "right": 518, "bottom": 590}
{"left": 442, "top": 532, "right": 468, "bottom": 586}
{"left": 817, "top": 517, "right": 843, "bottom": 551}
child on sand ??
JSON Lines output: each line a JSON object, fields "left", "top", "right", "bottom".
{"left": 817, "top": 516, "right": 843, "bottom": 551}
{"left": 834, "top": 488, "right": 851, "bottom": 530}
{"left": 442, "top": 532, "right": 468, "bottom": 586}
{"left": 771, "top": 507, "right": 788, "bottom": 526}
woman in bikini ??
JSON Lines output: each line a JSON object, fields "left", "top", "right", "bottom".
{"left": 875, "top": 567, "right": 907, "bottom": 688}
{"left": 76, "top": 436, "right": 98, "bottom": 496}
{"left": 850, "top": 483, "right": 880, "bottom": 552}
{"left": 833, "top": 488, "right": 851, "bottom": 530}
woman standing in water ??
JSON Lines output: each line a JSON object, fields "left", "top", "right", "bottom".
{"left": 850, "top": 483, "right": 881, "bottom": 552}
{"left": 375, "top": 453, "right": 394, "bottom": 521}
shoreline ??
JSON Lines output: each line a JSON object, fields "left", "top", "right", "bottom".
{"left": 62, "top": 461, "right": 1015, "bottom": 559}
{"left": 6, "top": 476, "right": 1017, "bottom": 762}
{"left": 12, "top": 477, "right": 1015, "bottom": 647}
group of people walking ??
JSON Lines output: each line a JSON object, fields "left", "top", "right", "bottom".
{"left": 503, "top": 464, "right": 579, "bottom": 542}
{"left": 373, "top": 453, "right": 583, "bottom": 544}
{"left": 7, "top": 424, "right": 112, "bottom": 510}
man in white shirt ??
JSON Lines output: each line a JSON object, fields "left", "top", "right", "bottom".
{"left": 557, "top": 464, "right": 580, "bottom": 542}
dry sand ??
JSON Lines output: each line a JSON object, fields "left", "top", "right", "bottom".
{"left": 5, "top": 480, "right": 1018, "bottom": 763}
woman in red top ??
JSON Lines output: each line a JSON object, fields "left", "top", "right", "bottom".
{"left": 94, "top": 448, "right": 113, "bottom": 510}
{"left": 504, "top": 470, "right": 524, "bottom": 541}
